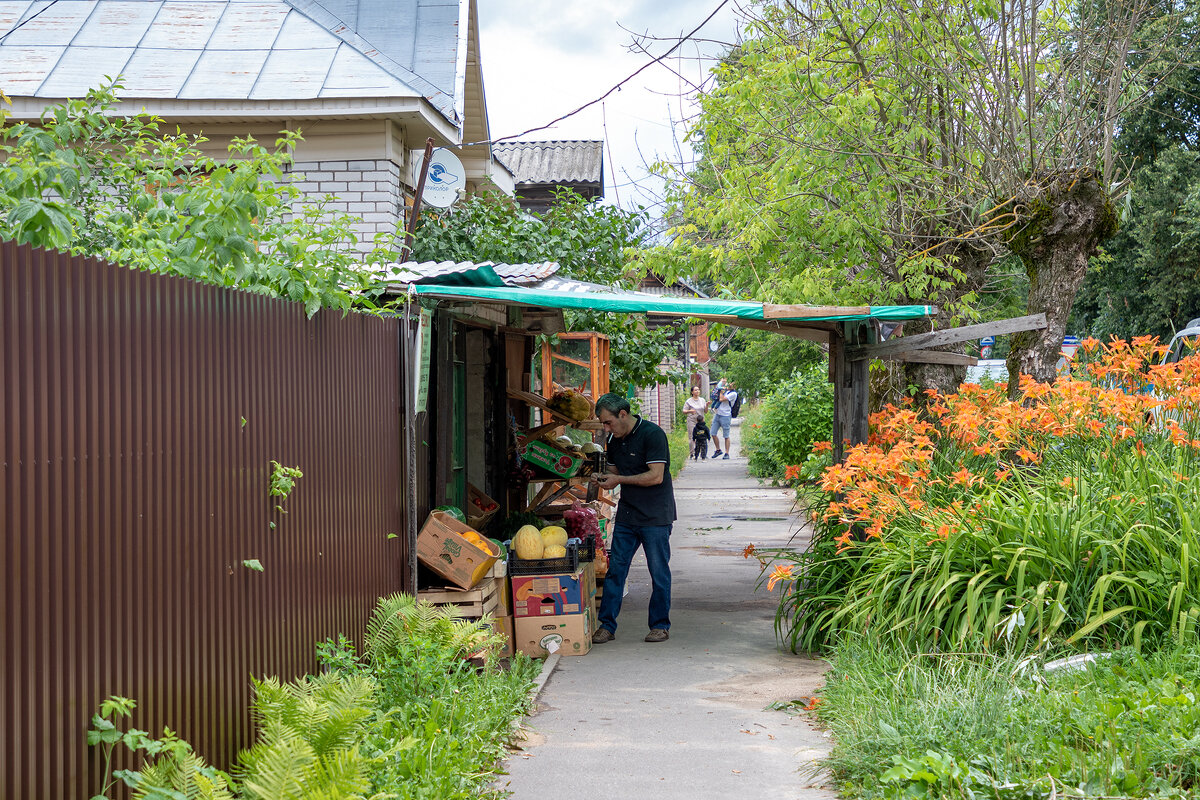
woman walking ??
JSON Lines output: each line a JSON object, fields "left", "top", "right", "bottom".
{"left": 683, "top": 385, "right": 708, "bottom": 439}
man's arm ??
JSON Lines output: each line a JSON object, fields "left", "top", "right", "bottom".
{"left": 595, "top": 462, "right": 664, "bottom": 489}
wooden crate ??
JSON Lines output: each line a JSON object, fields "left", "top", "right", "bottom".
{"left": 418, "top": 577, "right": 502, "bottom": 620}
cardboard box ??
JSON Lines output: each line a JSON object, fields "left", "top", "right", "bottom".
{"left": 466, "top": 483, "right": 501, "bottom": 530}
{"left": 416, "top": 511, "right": 500, "bottom": 590}
{"left": 582, "top": 561, "right": 597, "bottom": 601}
{"left": 491, "top": 614, "right": 515, "bottom": 658}
{"left": 521, "top": 439, "right": 583, "bottom": 478}
{"left": 512, "top": 570, "right": 585, "bottom": 617}
{"left": 515, "top": 613, "right": 591, "bottom": 658}
{"left": 496, "top": 574, "right": 512, "bottom": 616}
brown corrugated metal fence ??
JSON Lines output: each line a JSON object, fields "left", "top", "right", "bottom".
{"left": 1, "top": 241, "right": 407, "bottom": 799}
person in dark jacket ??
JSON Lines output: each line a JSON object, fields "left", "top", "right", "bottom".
{"left": 691, "top": 416, "right": 711, "bottom": 460}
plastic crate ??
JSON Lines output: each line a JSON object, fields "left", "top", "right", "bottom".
{"left": 508, "top": 542, "right": 579, "bottom": 576}
{"left": 576, "top": 538, "right": 597, "bottom": 562}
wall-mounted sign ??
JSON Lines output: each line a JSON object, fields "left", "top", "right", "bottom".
{"left": 418, "top": 148, "right": 465, "bottom": 208}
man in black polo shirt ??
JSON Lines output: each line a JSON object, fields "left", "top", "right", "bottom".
{"left": 590, "top": 393, "right": 676, "bottom": 644}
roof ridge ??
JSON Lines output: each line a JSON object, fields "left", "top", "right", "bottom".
{"left": 282, "top": 0, "right": 457, "bottom": 124}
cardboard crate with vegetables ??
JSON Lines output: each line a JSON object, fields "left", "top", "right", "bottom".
{"left": 416, "top": 511, "right": 501, "bottom": 590}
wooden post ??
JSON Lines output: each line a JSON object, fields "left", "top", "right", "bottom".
{"left": 831, "top": 321, "right": 875, "bottom": 463}
{"left": 829, "top": 333, "right": 846, "bottom": 463}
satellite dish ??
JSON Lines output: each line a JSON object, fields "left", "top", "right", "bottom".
{"left": 419, "top": 148, "right": 466, "bottom": 208}
{"left": 709, "top": 340, "right": 719, "bottom": 352}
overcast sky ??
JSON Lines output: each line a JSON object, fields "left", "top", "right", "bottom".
{"left": 476, "top": 1, "right": 744, "bottom": 216}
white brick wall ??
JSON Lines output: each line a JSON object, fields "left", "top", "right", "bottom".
{"left": 287, "top": 159, "right": 404, "bottom": 257}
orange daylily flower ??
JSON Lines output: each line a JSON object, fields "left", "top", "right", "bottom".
{"left": 743, "top": 543, "right": 756, "bottom": 559}
{"left": 766, "top": 564, "right": 795, "bottom": 591}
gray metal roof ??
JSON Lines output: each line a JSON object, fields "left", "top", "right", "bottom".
{"left": 492, "top": 140, "right": 604, "bottom": 185}
{"left": 0, "top": 0, "right": 466, "bottom": 121}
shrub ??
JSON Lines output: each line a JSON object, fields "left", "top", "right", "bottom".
{"left": 755, "top": 337, "right": 1200, "bottom": 653}
{"left": 741, "top": 365, "right": 834, "bottom": 481}
{"left": 89, "top": 596, "right": 539, "bottom": 799}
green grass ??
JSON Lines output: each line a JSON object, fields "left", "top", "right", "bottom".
{"left": 667, "top": 417, "right": 689, "bottom": 479}
{"left": 815, "top": 635, "right": 1200, "bottom": 799}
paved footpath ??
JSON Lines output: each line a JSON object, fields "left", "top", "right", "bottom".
{"left": 499, "top": 420, "right": 838, "bottom": 800}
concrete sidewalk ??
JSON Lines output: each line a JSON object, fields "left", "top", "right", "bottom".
{"left": 499, "top": 420, "right": 837, "bottom": 800}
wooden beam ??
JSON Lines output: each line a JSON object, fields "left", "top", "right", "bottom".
{"left": 880, "top": 351, "right": 979, "bottom": 366}
{"left": 847, "top": 313, "right": 1046, "bottom": 360}
{"left": 763, "top": 303, "right": 870, "bottom": 319}
{"left": 660, "top": 314, "right": 833, "bottom": 343}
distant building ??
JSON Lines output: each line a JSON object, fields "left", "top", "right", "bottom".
{"left": 0, "top": 0, "right": 514, "bottom": 256}
{"left": 493, "top": 140, "right": 604, "bottom": 214}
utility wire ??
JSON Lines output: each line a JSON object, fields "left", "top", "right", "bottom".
{"left": 470, "top": 0, "right": 731, "bottom": 147}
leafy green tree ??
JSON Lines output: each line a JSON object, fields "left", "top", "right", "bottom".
{"left": 657, "top": 0, "right": 1178, "bottom": 394}
{"left": 0, "top": 84, "right": 385, "bottom": 316}
{"left": 1071, "top": 0, "right": 1200, "bottom": 340}
{"left": 410, "top": 188, "right": 680, "bottom": 389}
{"left": 712, "top": 328, "right": 825, "bottom": 399}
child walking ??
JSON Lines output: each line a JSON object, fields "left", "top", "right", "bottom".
{"left": 691, "top": 416, "right": 711, "bottom": 460}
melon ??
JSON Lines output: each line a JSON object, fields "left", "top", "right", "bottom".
{"left": 540, "top": 525, "right": 569, "bottom": 548}
{"left": 513, "top": 525, "right": 544, "bottom": 560}
{"left": 543, "top": 544, "right": 568, "bottom": 558}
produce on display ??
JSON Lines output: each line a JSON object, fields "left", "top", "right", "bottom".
{"left": 563, "top": 503, "right": 603, "bottom": 551}
{"left": 498, "top": 511, "right": 544, "bottom": 540}
{"left": 433, "top": 505, "right": 466, "bottom": 522}
{"left": 513, "top": 525, "right": 544, "bottom": 560}
{"left": 539, "top": 525, "right": 569, "bottom": 549}
{"left": 547, "top": 388, "right": 593, "bottom": 421}
{"left": 542, "top": 544, "right": 568, "bottom": 558}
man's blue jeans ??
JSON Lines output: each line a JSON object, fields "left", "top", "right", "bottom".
{"left": 598, "top": 522, "right": 672, "bottom": 633}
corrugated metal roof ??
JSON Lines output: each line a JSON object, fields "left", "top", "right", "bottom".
{"left": 492, "top": 140, "right": 604, "bottom": 185}
{"left": 385, "top": 260, "right": 561, "bottom": 287}
{"left": 0, "top": 0, "right": 464, "bottom": 121}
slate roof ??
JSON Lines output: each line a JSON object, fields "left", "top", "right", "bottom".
{"left": 492, "top": 140, "right": 604, "bottom": 185}
{"left": 386, "top": 260, "right": 561, "bottom": 287}
{"left": 0, "top": 0, "right": 466, "bottom": 122}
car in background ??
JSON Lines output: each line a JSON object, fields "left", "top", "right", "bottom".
{"left": 964, "top": 359, "right": 1009, "bottom": 385}
{"left": 1163, "top": 318, "right": 1200, "bottom": 365}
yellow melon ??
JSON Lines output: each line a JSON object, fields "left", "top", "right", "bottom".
{"left": 513, "top": 525, "right": 544, "bottom": 560}
{"left": 543, "top": 544, "right": 567, "bottom": 558}
{"left": 540, "top": 525, "right": 569, "bottom": 548}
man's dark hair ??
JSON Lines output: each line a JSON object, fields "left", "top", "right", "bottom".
{"left": 595, "top": 392, "right": 631, "bottom": 417}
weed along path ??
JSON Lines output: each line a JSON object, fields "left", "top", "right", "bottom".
{"left": 500, "top": 420, "right": 836, "bottom": 800}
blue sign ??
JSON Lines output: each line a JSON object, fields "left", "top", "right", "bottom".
{"left": 980, "top": 336, "right": 995, "bottom": 347}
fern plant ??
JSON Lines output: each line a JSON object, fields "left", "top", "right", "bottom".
{"left": 364, "top": 593, "right": 503, "bottom": 664}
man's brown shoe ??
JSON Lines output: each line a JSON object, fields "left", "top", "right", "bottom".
{"left": 592, "top": 628, "right": 615, "bottom": 644}
{"left": 644, "top": 629, "right": 669, "bottom": 643}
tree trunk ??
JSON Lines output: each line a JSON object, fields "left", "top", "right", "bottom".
{"left": 1006, "top": 170, "right": 1117, "bottom": 397}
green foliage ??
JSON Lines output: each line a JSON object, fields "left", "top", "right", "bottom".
{"left": 1073, "top": 146, "right": 1200, "bottom": 340}
{"left": 0, "top": 83, "right": 388, "bottom": 317}
{"left": 773, "top": 428, "right": 1200, "bottom": 654}
{"left": 711, "top": 328, "right": 824, "bottom": 398}
{"left": 410, "top": 188, "right": 680, "bottom": 389}
{"left": 666, "top": 412, "right": 690, "bottom": 480}
{"left": 739, "top": 366, "right": 834, "bottom": 482}
{"left": 89, "top": 595, "right": 540, "bottom": 800}
{"left": 817, "top": 637, "right": 1200, "bottom": 799}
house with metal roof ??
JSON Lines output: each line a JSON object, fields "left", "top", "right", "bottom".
{"left": 492, "top": 140, "right": 604, "bottom": 214}
{"left": 0, "top": 0, "right": 514, "bottom": 254}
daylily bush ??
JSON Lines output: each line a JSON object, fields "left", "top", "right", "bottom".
{"left": 756, "top": 337, "right": 1200, "bottom": 653}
